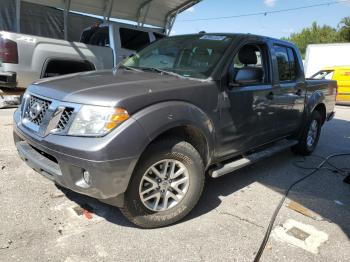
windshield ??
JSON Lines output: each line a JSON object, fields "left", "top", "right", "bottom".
{"left": 122, "top": 35, "right": 233, "bottom": 79}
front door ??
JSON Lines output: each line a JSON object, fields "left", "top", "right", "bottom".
{"left": 216, "top": 43, "right": 278, "bottom": 159}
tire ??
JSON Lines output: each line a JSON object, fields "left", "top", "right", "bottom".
{"left": 120, "top": 139, "right": 205, "bottom": 228}
{"left": 292, "top": 110, "right": 323, "bottom": 155}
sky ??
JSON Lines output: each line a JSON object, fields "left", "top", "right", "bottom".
{"left": 171, "top": 0, "right": 350, "bottom": 38}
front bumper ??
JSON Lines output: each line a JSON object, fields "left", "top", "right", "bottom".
{"left": 0, "top": 71, "right": 17, "bottom": 88}
{"left": 13, "top": 109, "right": 149, "bottom": 207}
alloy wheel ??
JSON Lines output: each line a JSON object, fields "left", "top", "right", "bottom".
{"left": 307, "top": 119, "right": 319, "bottom": 148}
{"left": 139, "top": 159, "right": 190, "bottom": 212}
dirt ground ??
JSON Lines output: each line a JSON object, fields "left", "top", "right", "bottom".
{"left": 0, "top": 106, "right": 349, "bottom": 262}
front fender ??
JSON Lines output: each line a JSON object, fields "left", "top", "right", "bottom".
{"left": 132, "top": 101, "right": 215, "bottom": 159}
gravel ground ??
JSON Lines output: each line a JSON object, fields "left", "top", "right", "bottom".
{"left": 0, "top": 106, "right": 349, "bottom": 262}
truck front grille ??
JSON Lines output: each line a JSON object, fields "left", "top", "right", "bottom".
{"left": 21, "top": 92, "right": 79, "bottom": 137}
{"left": 24, "top": 95, "right": 51, "bottom": 125}
{"left": 56, "top": 107, "right": 74, "bottom": 132}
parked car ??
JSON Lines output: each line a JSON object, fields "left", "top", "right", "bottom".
{"left": 0, "top": 22, "right": 164, "bottom": 90}
{"left": 13, "top": 33, "right": 336, "bottom": 228}
{"left": 311, "top": 65, "right": 350, "bottom": 105}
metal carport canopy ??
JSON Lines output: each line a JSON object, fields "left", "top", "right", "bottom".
{"left": 20, "top": 0, "right": 201, "bottom": 30}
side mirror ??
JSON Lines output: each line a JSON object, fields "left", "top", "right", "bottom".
{"left": 232, "top": 68, "right": 263, "bottom": 85}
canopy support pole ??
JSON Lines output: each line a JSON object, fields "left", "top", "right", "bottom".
{"left": 103, "top": 0, "right": 114, "bottom": 23}
{"left": 15, "top": 0, "right": 21, "bottom": 33}
{"left": 164, "top": 0, "right": 200, "bottom": 35}
{"left": 63, "top": 0, "right": 71, "bottom": 40}
{"left": 165, "top": 12, "right": 178, "bottom": 36}
{"left": 137, "top": 0, "right": 153, "bottom": 27}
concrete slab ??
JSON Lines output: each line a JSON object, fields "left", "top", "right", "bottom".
{"left": 272, "top": 219, "right": 328, "bottom": 254}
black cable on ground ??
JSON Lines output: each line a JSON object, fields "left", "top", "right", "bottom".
{"left": 253, "top": 153, "right": 350, "bottom": 262}
{"left": 292, "top": 155, "right": 350, "bottom": 176}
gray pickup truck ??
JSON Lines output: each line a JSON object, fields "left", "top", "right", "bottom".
{"left": 13, "top": 33, "right": 336, "bottom": 228}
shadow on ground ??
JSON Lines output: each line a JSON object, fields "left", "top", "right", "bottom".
{"left": 57, "top": 118, "right": 350, "bottom": 236}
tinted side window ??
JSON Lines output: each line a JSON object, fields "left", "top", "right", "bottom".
{"left": 231, "top": 44, "right": 268, "bottom": 85}
{"left": 287, "top": 48, "right": 297, "bottom": 80}
{"left": 275, "top": 45, "right": 299, "bottom": 81}
{"left": 275, "top": 46, "right": 290, "bottom": 81}
{"left": 119, "top": 28, "right": 150, "bottom": 51}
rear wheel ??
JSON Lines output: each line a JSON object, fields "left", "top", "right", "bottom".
{"left": 292, "top": 110, "right": 323, "bottom": 155}
{"left": 120, "top": 139, "right": 205, "bottom": 228}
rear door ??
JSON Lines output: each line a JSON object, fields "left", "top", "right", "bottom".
{"left": 272, "top": 44, "right": 306, "bottom": 136}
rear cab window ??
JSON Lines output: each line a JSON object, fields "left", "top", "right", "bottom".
{"left": 274, "top": 45, "right": 298, "bottom": 82}
{"left": 80, "top": 27, "right": 110, "bottom": 47}
{"left": 119, "top": 28, "right": 150, "bottom": 51}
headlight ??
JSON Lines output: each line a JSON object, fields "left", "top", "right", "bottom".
{"left": 68, "top": 106, "right": 129, "bottom": 136}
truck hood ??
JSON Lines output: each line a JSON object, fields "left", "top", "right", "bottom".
{"left": 28, "top": 69, "right": 211, "bottom": 113}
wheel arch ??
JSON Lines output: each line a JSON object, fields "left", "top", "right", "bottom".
{"left": 313, "top": 103, "right": 327, "bottom": 124}
{"left": 306, "top": 91, "right": 327, "bottom": 124}
{"left": 40, "top": 57, "right": 96, "bottom": 78}
{"left": 132, "top": 101, "right": 216, "bottom": 168}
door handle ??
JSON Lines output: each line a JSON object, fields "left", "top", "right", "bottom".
{"left": 295, "top": 89, "right": 302, "bottom": 96}
{"left": 266, "top": 91, "right": 274, "bottom": 100}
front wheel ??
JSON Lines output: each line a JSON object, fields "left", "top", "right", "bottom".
{"left": 120, "top": 139, "right": 205, "bottom": 228}
{"left": 292, "top": 110, "right": 323, "bottom": 155}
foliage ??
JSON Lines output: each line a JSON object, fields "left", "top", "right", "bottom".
{"left": 338, "top": 17, "right": 350, "bottom": 42}
{"left": 282, "top": 17, "right": 350, "bottom": 58}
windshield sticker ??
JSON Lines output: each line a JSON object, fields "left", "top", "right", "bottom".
{"left": 200, "top": 35, "right": 226, "bottom": 41}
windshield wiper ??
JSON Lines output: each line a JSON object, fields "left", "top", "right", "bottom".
{"left": 138, "top": 67, "right": 185, "bottom": 78}
{"left": 116, "top": 64, "right": 143, "bottom": 72}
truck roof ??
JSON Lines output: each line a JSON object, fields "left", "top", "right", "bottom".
{"left": 168, "top": 32, "right": 296, "bottom": 45}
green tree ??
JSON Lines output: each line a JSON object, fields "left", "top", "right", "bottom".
{"left": 338, "top": 16, "right": 350, "bottom": 41}
{"left": 283, "top": 22, "right": 340, "bottom": 58}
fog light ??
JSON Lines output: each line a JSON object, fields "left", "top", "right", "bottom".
{"left": 83, "top": 170, "right": 91, "bottom": 185}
